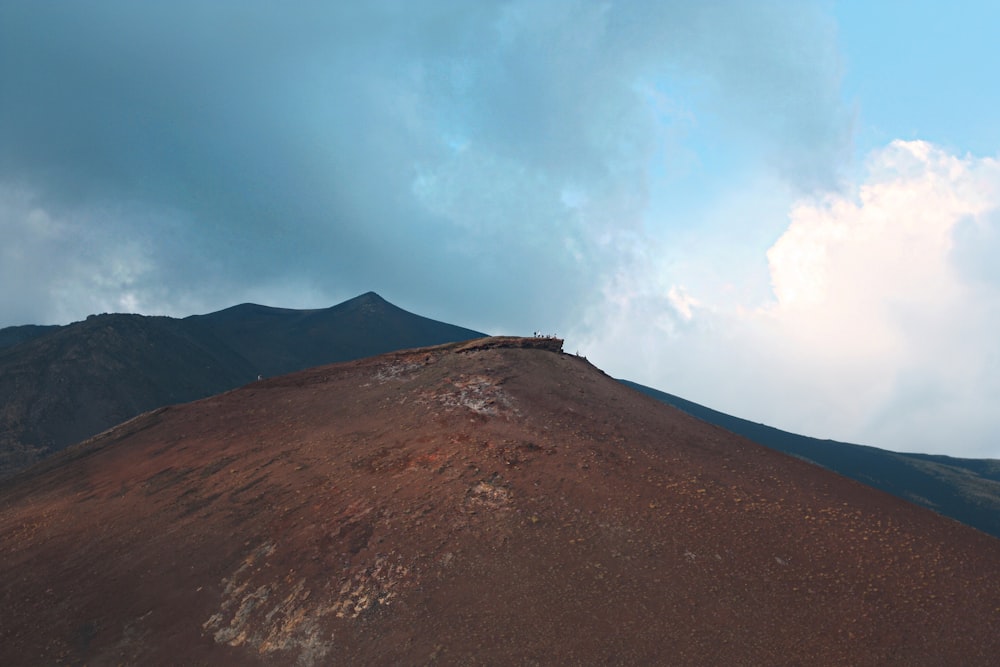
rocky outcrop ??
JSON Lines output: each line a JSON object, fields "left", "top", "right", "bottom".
{"left": 455, "top": 335, "right": 564, "bottom": 353}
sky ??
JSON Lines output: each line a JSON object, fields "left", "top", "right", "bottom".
{"left": 2, "top": 1, "right": 999, "bottom": 459}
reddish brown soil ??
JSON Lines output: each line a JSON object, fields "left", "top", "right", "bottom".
{"left": 2, "top": 337, "right": 999, "bottom": 665}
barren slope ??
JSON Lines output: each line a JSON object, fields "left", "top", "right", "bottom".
{"left": 2, "top": 338, "right": 998, "bottom": 665}
{"left": 623, "top": 380, "right": 1000, "bottom": 539}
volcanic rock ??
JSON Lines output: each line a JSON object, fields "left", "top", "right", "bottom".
{"left": 2, "top": 337, "right": 998, "bottom": 665}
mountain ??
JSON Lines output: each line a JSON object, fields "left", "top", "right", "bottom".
{"left": 2, "top": 337, "right": 998, "bottom": 665}
{"left": 4, "top": 291, "right": 999, "bottom": 549}
{"left": 0, "top": 292, "right": 485, "bottom": 478}
{"left": 0, "top": 313, "right": 256, "bottom": 477}
{"left": 188, "top": 291, "right": 486, "bottom": 378}
{"left": 622, "top": 380, "right": 1000, "bottom": 540}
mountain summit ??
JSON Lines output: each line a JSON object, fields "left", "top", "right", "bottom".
{"left": 3, "top": 338, "right": 998, "bottom": 665}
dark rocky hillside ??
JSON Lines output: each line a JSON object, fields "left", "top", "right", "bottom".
{"left": 189, "top": 291, "right": 486, "bottom": 378}
{"left": 0, "top": 314, "right": 256, "bottom": 477}
{"left": 0, "top": 292, "right": 485, "bottom": 478}
{"left": 2, "top": 338, "right": 998, "bottom": 665}
{"left": 0, "top": 324, "right": 58, "bottom": 350}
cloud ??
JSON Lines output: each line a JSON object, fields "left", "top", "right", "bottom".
{"left": 0, "top": 1, "right": 850, "bottom": 332}
{"left": 578, "top": 140, "right": 1000, "bottom": 458}
{"left": 0, "top": 183, "right": 208, "bottom": 323}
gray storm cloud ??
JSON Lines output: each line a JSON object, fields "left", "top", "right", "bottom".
{"left": 0, "top": 1, "right": 849, "bottom": 331}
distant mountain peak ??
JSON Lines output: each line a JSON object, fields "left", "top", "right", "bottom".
{"left": 338, "top": 291, "right": 389, "bottom": 311}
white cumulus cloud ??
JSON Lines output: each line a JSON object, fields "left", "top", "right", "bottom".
{"left": 578, "top": 140, "right": 1000, "bottom": 459}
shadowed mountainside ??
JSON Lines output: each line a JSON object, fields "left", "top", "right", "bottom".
{"left": 0, "top": 292, "right": 485, "bottom": 478}
{"left": 0, "top": 314, "right": 255, "bottom": 476}
{"left": 622, "top": 380, "right": 1000, "bottom": 540}
{"left": 0, "top": 324, "right": 59, "bottom": 350}
{"left": 2, "top": 338, "right": 998, "bottom": 665}
{"left": 189, "top": 291, "right": 485, "bottom": 378}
